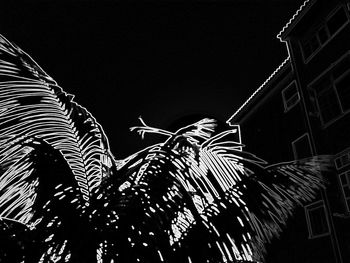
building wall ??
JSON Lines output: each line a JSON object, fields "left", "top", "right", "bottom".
{"left": 235, "top": 65, "right": 326, "bottom": 262}
{"left": 229, "top": 0, "right": 350, "bottom": 262}
{"left": 289, "top": 0, "right": 350, "bottom": 155}
{"left": 238, "top": 69, "right": 302, "bottom": 164}
{"left": 286, "top": 1, "right": 350, "bottom": 262}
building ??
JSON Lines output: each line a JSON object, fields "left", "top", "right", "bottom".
{"left": 227, "top": 0, "right": 350, "bottom": 262}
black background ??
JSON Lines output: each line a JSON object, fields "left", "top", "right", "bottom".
{"left": 1, "top": 0, "right": 304, "bottom": 157}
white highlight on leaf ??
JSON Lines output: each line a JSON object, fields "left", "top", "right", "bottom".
{"left": 0, "top": 34, "right": 114, "bottom": 225}
{"left": 0, "top": 34, "right": 329, "bottom": 263}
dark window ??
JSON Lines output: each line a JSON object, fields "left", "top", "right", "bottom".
{"left": 336, "top": 73, "right": 350, "bottom": 111}
{"left": 301, "top": 36, "right": 320, "bottom": 59}
{"left": 308, "top": 206, "right": 329, "bottom": 236}
{"left": 335, "top": 152, "right": 350, "bottom": 170}
{"left": 333, "top": 57, "right": 350, "bottom": 78}
{"left": 292, "top": 133, "right": 312, "bottom": 160}
{"left": 282, "top": 82, "right": 300, "bottom": 112}
{"left": 318, "top": 26, "right": 329, "bottom": 44}
{"left": 311, "top": 55, "right": 350, "bottom": 126}
{"left": 302, "top": 42, "right": 313, "bottom": 59}
{"left": 327, "top": 7, "right": 348, "bottom": 35}
{"left": 344, "top": 187, "right": 350, "bottom": 198}
{"left": 305, "top": 201, "right": 330, "bottom": 239}
{"left": 301, "top": 6, "right": 348, "bottom": 61}
{"left": 339, "top": 171, "right": 350, "bottom": 212}
{"left": 309, "top": 35, "right": 320, "bottom": 51}
{"left": 335, "top": 158, "right": 343, "bottom": 169}
{"left": 317, "top": 87, "right": 342, "bottom": 123}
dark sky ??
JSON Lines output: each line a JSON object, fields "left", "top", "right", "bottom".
{"left": 1, "top": 0, "right": 304, "bottom": 158}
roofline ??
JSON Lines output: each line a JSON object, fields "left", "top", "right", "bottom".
{"left": 226, "top": 57, "right": 290, "bottom": 126}
{"left": 277, "top": 0, "right": 316, "bottom": 42}
{"left": 227, "top": 0, "right": 319, "bottom": 126}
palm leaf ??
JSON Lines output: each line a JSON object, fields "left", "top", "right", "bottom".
{"left": 113, "top": 120, "right": 330, "bottom": 262}
{"left": 0, "top": 34, "right": 115, "bottom": 225}
{"left": 0, "top": 138, "right": 98, "bottom": 262}
{"left": 0, "top": 33, "right": 331, "bottom": 262}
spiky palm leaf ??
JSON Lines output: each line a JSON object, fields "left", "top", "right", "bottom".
{"left": 90, "top": 120, "right": 328, "bottom": 263}
{"left": 0, "top": 35, "right": 115, "bottom": 262}
{"left": 0, "top": 34, "right": 330, "bottom": 263}
{"left": 0, "top": 34, "right": 114, "bottom": 220}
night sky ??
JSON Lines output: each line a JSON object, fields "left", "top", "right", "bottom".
{"left": 1, "top": 0, "right": 304, "bottom": 158}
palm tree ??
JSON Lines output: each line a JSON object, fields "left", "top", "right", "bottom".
{"left": 0, "top": 34, "right": 330, "bottom": 263}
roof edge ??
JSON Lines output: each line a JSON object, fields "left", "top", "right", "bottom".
{"left": 277, "top": 0, "right": 316, "bottom": 41}
{"left": 226, "top": 57, "right": 290, "bottom": 126}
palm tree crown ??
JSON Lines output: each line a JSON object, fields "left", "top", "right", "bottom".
{"left": 0, "top": 34, "right": 330, "bottom": 263}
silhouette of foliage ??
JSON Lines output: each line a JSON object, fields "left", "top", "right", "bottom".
{"left": 0, "top": 34, "right": 330, "bottom": 262}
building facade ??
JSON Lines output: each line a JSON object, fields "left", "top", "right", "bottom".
{"left": 227, "top": 0, "right": 350, "bottom": 262}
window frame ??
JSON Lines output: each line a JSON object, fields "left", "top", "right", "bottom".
{"left": 334, "top": 68, "right": 350, "bottom": 111}
{"left": 291, "top": 133, "right": 313, "bottom": 160}
{"left": 304, "top": 200, "right": 330, "bottom": 239}
{"left": 281, "top": 80, "right": 300, "bottom": 112}
{"left": 334, "top": 151, "right": 350, "bottom": 170}
{"left": 314, "top": 74, "right": 343, "bottom": 125}
{"left": 308, "top": 51, "right": 350, "bottom": 128}
{"left": 301, "top": 5, "right": 350, "bottom": 63}
{"left": 338, "top": 170, "right": 350, "bottom": 212}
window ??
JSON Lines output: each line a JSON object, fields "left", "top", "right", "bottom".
{"left": 282, "top": 81, "right": 300, "bottom": 112}
{"left": 335, "top": 151, "right": 350, "bottom": 170}
{"left": 335, "top": 73, "right": 350, "bottom": 111}
{"left": 338, "top": 171, "right": 350, "bottom": 212}
{"left": 301, "top": 6, "right": 349, "bottom": 62}
{"left": 317, "top": 26, "right": 329, "bottom": 44}
{"left": 305, "top": 201, "right": 330, "bottom": 239}
{"left": 327, "top": 7, "right": 348, "bottom": 35}
{"left": 292, "top": 133, "right": 313, "bottom": 160}
{"left": 314, "top": 79, "right": 342, "bottom": 124}
{"left": 310, "top": 53, "right": 350, "bottom": 126}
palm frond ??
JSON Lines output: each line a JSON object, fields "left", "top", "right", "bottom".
{"left": 0, "top": 138, "right": 37, "bottom": 224}
{"left": 1, "top": 138, "right": 96, "bottom": 262}
{"left": 174, "top": 118, "right": 217, "bottom": 143}
{"left": 112, "top": 126, "right": 329, "bottom": 262}
{"left": 130, "top": 117, "right": 217, "bottom": 145}
{"left": 0, "top": 34, "right": 331, "bottom": 262}
{"left": 0, "top": 34, "right": 114, "bottom": 219}
{"left": 130, "top": 116, "right": 175, "bottom": 139}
